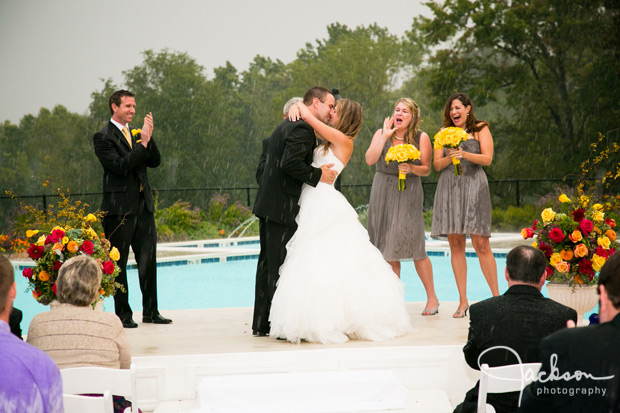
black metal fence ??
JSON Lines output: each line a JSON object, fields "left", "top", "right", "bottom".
{"left": 1, "top": 177, "right": 578, "bottom": 229}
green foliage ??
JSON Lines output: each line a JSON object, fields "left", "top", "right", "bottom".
{"left": 491, "top": 205, "right": 539, "bottom": 232}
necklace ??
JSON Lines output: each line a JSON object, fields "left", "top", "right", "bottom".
{"left": 394, "top": 135, "right": 405, "bottom": 141}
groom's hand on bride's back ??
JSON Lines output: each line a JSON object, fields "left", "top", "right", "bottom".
{"left": 319, "top": 164, "right": 338, "bottom": 184}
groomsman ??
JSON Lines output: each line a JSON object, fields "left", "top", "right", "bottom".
{"left": 93, "top": 90, "right": 171, "bottom": 328}
{"left": 251, "top": 87, "right": 337, "bottom": 336}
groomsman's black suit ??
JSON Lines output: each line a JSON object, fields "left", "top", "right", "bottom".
{"left": 454, "top": 285, "right": 577, "bottom": 413}
{"left": 252, "top": 119, "right": 322, "bottom": 335}
{"left": 519, "top": 313, "right": 620, "bottom": 412}
{"left": 93, "top": 121, "right": 161, "bottom": 325}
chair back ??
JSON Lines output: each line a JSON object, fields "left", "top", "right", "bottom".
{"left": 61, "top": 364, "right": 137, "bottom": 413}
{"left": 63, "top": 391, "right": 113, "bottom": 413}
{"left": 477, "top": 362, "right": 541, "bottom": 413}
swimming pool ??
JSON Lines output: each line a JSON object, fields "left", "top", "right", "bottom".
{"left": 13, "top": 251, "right": 596, "bottom": 334}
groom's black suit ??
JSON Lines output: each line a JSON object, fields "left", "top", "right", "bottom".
{"left": 252, "top": 119, "right": 322, "bottom": 335}
{"left": 93, "top": 121, "right": 161, "bottom": 322}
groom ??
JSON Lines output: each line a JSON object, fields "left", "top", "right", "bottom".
{"left": 252, "top": 86, "right": 337, "bottom": 336}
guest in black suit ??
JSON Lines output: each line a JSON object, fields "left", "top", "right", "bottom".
{"left": 251, "top": 87, "right": 337, "bottom": 336}
{"left": 9, "top": 307, "right": 22, "bottom": 339}
{"left": 519, "top": 251, "right": 620, "bottom": 412}
{"left": 93, "top": 89, "right": 171, "bottom": 328}
{"left": 454, "top": 245, "right": 577, "bottom": 413}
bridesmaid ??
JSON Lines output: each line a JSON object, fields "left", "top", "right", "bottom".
{"left": 365, "top": 98, "right": 439, "bottom": 316}
{"left": 431, "top": 93, "right": 499, "bottom": 318}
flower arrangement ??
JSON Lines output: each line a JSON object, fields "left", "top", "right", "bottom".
{"left": 433, "top": 127, "right": 469, "bottom": 175}
{"left": 7, "top": 182, "right": 123, "bottom": 306}
{"left": 385, "top": 144, "right": 421, "bottom": 190}
{"left": 521, "top": 194, "right": 618, "bottom": 286}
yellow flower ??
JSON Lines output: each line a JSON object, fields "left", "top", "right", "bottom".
{"left": 550, "top": 253, "right": 562, "bottom": 267}
{"left": 580, "top": 195, "right": 590, "bottom": 207}
{"left": 598, "top": 236, "right": 611, "bottom": 249}
{"left": 62, "top": 236, "right": 69, "bottom": 245}
{"left": 87, "top": 227, "right": 98, "bottom": 240}
{"left": 574, "top": 243, "right": 589, "bottom": 258}
{"left": 592, "top": 203, "right": 603, "bottom": 211}
{"left": 26, "top": 229, "right": 39, "bottom": 237}
{"left": 592, "top": 210, "right": 604, "bottom": 222}
{"left": 592, "top": 254, "right": 607, "bottom": 272}
{"left": 110, "top": 247, "right": 120, "bottom": 261}
{"left": 131, "top": 128, "right": 142, "bottom": 136}
{"left": 558, "top": 194, "right": 571, "bottom": 203}
{"left": 52, "top": 226, "right": 64, "bottom": 232}
{"left": 85, "top": 213, "right": 98, "bottom": 223}
{"left": 531, "top": 241, "right": 538, "bottom": 248}
{"left": 555, "top": 261, "right": 570, "bottom": 273}
{"left": 541, "top": 208, "right": 556, "bottom": 223}
{"left": 36, "top": 235, "right": 46, "bottom": 246}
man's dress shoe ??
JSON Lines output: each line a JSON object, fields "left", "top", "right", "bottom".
{"left": 122, "top": 318, "right": 138, "bottom": 329}
{"left": 142, "top": 314, "right": 172, "bottom": 324}
{"left": 253, "top": 330, "right": 268, "bottom": 337}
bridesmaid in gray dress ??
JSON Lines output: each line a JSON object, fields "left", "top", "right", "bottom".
{"left": 431, "top": 93, "right": 499, "bottom": 319}
{"left": 366, "top": 98, "right": 439, "bottom": 315}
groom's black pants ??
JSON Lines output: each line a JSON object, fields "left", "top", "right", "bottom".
{"left": 252, "top": 218, "right": 296, "bottom": 335}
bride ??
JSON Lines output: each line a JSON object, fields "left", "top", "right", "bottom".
{"left": 268, "top": 99, "right": 413, "bottom": 344}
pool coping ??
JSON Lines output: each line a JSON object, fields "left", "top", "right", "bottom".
{"left": 11, "top": 232, "right": 525, "bottom": 269}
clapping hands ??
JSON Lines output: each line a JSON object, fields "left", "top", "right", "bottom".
{"left": 140, "top": 112, "right": 154, "bottom": 147}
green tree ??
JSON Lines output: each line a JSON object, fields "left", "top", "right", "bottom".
{"left": 408, "top": 0, "right": 620, "bottom": 178}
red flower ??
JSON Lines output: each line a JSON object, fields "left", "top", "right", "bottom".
{"left": 606, "top": 218, "right": 616, "bottom": 228}
{"left": 27, "top": 244, "right": 45, "bottom": 260}
{"left": 595, "top": 246, "right": 609, "bottom": 258}
{"left": 53, "top": 261, "right": 62, "bottom": 271}
{"left": 578, "top": 219, "right": 594, "bottom": 234}
{"left": 51, "top": 229, "right": 65, "bottom": 241}
{"left": 44, "top": 234, "right": 56, "bottom": 244}
{"left": 102, "top": 260, "right": 115, "bottom": 275}
{"left": 532, "top": 219, "right": 538, "bottom": 231}
{"left": 539, "top": 242, "right": 554, "bottom": 258}
{"left": 549, "top": 228, "right": 565, "bottom": 243}
{"left": 22, "top": 268, "right": 33, "bottom": 278}
{"left": 80, "top": 240, "right": 94, "bottom": 255}
{"left": 545, "top": 266, "right": 554, "bottom": 277}
{"left": 571, "top": 208, "right": 585, "bottom": 222}
{"left": 52, "top": 283, "right": 57, "bottom": 296}
{"left": 578, "top": 259, "right": 595, "bottom": 277}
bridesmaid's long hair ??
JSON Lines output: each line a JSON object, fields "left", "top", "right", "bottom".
{"left": 393, "top": 98, "right": 421, "bottom": 146}
{"left": 442, "top": 93, "right": 488, "bottom": 133}
{"left": 319, "top": 99, "right": 363, "bottom": 153}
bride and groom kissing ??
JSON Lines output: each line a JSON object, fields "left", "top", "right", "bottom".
{"left": 252, "top": 86, "right": 412, "bottom": 344}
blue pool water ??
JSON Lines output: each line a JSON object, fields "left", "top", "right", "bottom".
{"left": 13, "top": 255, "right": 595, "bottom": 334}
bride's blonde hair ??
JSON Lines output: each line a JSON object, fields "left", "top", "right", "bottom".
{"left": 319, "top": 99, "right": 363, "bottom": 153}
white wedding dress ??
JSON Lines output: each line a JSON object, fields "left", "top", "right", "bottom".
{"left": 269, "top": 147, "right": 412, "bottom": 344}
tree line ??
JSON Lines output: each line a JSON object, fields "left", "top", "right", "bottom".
{"left": 1, "top": 1, "right": 618, "bottom": 233}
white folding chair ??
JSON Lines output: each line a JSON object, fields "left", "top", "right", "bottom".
{"left": 61, "top": 364, "right": 138, "bottom": 413}
{"left": 477, "top": 362, "right": 541, "bottom": 413}
{"left": 63, "top": 391, "right": 113, "bottom": 413}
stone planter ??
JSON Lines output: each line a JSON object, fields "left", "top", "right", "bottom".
{"left": 546, "top": 283, "right": 599, "bottom": 325}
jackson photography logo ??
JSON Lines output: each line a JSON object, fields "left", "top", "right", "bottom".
{"left": 477, "top": 346, "right": 615, "bottom": 406}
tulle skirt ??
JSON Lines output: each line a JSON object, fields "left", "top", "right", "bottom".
{"left": 269, "top": 182, "right": 412, "bottom": 344}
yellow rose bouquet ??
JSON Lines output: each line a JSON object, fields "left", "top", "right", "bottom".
{"left": 432, "top": 127, "right": 469, "bottom": 176}
{"left": 385, "top": 144, "right": 421, "bottom": 191}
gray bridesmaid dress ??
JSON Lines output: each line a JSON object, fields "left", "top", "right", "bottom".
{"left": 430, "top": 138, "right": 492, "bottom": 238}
{"left": 368, "top": 131, "right": 428, "bottom": 261}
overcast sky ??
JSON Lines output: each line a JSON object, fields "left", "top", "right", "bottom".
{"left": 0, "top": 0, "right": 430, "bottom": 124}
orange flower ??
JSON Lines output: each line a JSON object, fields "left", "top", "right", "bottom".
{"left": 573, "top": 275, "right": 584, "bottom": 284}
{"left": 568, "top": 230, "right": 583, "bottom": 243}
{"left": 67, "top": 240, "right": 79, "bottom": 253}
{"left": 606, "top": 229, "right": 616, "bottom": 241}
{"left": 219, "top": 229, "right": 225, "bottom": 235}
{"left": 555, "top": 261, "right": 570, "bottom": 273}
{"left": 38, "top": 270, "right": 50, "bottom": 282}
{"left": 99, "top": 288, "right": 105, "bottom": 295}
{"left": 593, "top": 226, "right": 602, "bottom": 235}
{"left": 560, "top": 250, "right": 574, "bottom": 261}
{"left": 574, "top": 243, "right": 589, "bottom": 258}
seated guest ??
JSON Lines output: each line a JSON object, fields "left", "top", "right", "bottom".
{"left": 454, "top": 246, "right": 577, "bottom": 413}
{"left": 519, "top": 251, "right": 620, "bottom": 412}
{"left": 9, "top": 306, "right": 23, "bottom": 339}
{"left": 0, "top": 255, "right": 63, "bottom": 412}
{"left": 27, "top": 255, "right": 130, "bottom": 368}
{"left": 27, "top": 255, "right": 133, "bottom": 413}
